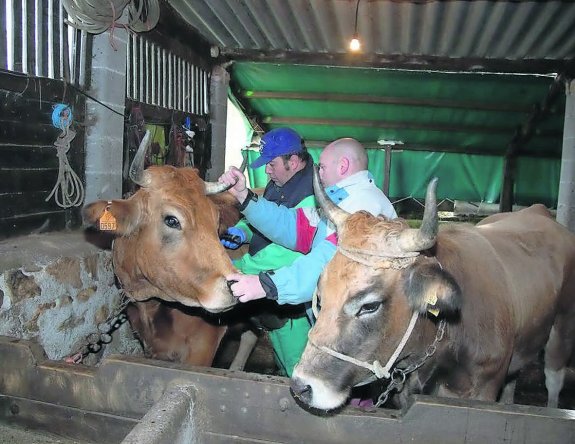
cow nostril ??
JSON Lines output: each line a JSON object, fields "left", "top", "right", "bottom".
{"left": 290, "top": 378, "right": 312, "bottom": 404}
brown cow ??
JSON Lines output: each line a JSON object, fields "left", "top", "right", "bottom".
{"left": 291, "top": 172, "right": 575, "bottom": 412}
{"left": 83, "top": 131, "right": 257, "bottom": 368}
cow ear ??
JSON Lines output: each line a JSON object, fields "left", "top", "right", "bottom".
{"left": 209, "top": 192, "right": 241, "bottom": 235}
{"left": 402, "top": 259, "right": 461, "bottom": 318}
{"left": 82, "top": 199, "right": 142, "bottom": 236}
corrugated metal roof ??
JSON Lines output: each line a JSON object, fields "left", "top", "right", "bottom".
{"left": 168, "top": 0, "right": 575, "bottom": 72}
{"left": 165, "top": 0, "right": 573, "bottom": 207}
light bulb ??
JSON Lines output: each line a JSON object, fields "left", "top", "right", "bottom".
{"left": 349, "top": 35, "right": 361, "bottom": 51}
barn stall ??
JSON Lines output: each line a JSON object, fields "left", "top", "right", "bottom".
{"left": 1, "top": 0, "right": 575, "bottom": 442}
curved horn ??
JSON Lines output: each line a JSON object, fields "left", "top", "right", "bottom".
{"left": 205, "top": 153, "right": 248, "bottom": 195}
{"left": 313, "top": 164, "right": 349, "bottom": 231}
{"left": 129, "top": 130, "right": 152, "bottom": 187}
{"left": 397, "top": 177, "right": 439, "bottom": 252}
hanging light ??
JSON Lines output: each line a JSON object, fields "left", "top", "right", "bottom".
{"left": 349, "top": 0, "right": 361, "bottom": 52}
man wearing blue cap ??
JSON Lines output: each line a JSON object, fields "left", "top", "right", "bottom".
{"left": 220, "top": 127, "right": 316, "bottom": 377}
{"left": 220, "top": 137, "right": 397, "bottom": 318}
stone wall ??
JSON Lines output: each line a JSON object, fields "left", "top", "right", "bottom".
{"left": 0, "top": 231, "right": 142, "bottom": 364}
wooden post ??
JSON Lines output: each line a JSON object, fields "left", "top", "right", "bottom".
{"left": 383, "top": 146, "right": 392, "bottom": 197}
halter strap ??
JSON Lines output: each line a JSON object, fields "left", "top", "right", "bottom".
{"left": 308, "top": 311, "right": 419, "bottom": 380}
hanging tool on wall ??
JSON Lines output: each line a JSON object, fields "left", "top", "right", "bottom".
{"left": 183, "top": 116, "right": 196, "bottom": 167}
{"left": 45, "top": 103, "right": 85, "bottom": 208}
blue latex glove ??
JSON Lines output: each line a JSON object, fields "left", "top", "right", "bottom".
{"left": 220, "top": 227, "right": 246, "bottom": 250}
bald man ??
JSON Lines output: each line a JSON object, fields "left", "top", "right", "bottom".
{"left": 219, "top": 137, "right": 396, "bottom": 321}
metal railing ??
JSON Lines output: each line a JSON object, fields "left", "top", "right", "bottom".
{"left": 2, "top": 0, "right": 87, "bottom": 86}
{"left": 127, "top": 33, "right": 209, "bottom": 115}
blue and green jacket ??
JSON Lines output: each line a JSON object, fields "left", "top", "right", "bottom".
{"left": 241, "top": 170, "right": 397, "bottom": 318}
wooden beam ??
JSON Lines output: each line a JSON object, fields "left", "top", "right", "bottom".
{"left": 265, "top": 116, "right": 562, "bottom": 137}
{"left": 241, "top": 90, "right": 533, "bottom": 114}
{"left": 383, "top": 146, "right": 392, "bottom": 197}
{"left": 499, "top": 74, "right": 566, "bottom": 211}
{"left": 303, "top": 140, "right": 560, "bottom": 159}
{"left": 222, "top": 49, "right": 575, "bottom": 77}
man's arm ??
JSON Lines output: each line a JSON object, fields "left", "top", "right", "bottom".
{"left": 227, "top": 237, "right": 336, "bottom": 305}
{"left": 267, "top": 238, "right": 337, "bottom": 305}
{"left": 241, "top": 197, "right": 300, "bottom": 250}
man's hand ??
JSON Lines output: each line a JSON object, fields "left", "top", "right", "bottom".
{"left": 220, "top": 227, "right": 246, "bottom": 249}
{"left": 218, "top": 167, "right": 249, "bottom": 203}
{"left": 226, "top": 273, "right": 266, "bottom": 303}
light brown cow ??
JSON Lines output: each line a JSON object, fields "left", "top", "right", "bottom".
{"left": 291, "top": 172, "right": 575, "bottom": 412}
{"left": 83, "top": 131, "right": 255, "bottom": 368}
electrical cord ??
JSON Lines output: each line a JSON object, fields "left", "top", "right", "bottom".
{"left": 46, "top": 108, "right": 85, "bottom": 209}
{"left": 62, "top": 0, "right": 160, "bottom": 34}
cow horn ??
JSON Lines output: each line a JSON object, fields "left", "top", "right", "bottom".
{"left": 129, "top": 130, "right": 152, "bottom": 187}
{"left": 205, "top": 154, "right": 248, "bottom": 195}
{"left": 313, "top": 164, "right": 349, "bottom": 230}
{"left": 397, "top": 178, "right": 439, "bottom": 252}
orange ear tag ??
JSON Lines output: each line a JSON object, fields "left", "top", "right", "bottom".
{"left": 99, "top": 202, "right": 117, "bottom": 231}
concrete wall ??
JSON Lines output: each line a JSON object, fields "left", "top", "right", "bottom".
{"left": 0, "top": 232, "right": 141, "bottom": 364}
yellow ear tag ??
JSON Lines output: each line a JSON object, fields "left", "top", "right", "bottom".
{"left": 427, "top": 307, "right": 440, "bottom": 317}
{"left": 425, "top": 292, "right": 438, "bottom": 306}
{"left": 99, "top": 202, "right": 117, "bottom": 231}
{"left": 425, "top": 291, "right": 439, "bottom": 317}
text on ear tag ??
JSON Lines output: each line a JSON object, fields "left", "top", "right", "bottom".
{"left": 99, "top": 203, "right": 117, "bottom": 231}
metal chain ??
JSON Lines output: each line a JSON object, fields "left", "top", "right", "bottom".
{"left": 375, "top": 319, "right": 446, "bottom": 407}
{"left": 64, "top": 294, "right": 131, "bottom": 364}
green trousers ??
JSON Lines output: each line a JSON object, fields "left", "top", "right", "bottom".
{"left": 268, "top": 316, "right": 311, "bottom": 377}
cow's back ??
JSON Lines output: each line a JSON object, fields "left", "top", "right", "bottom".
{"left": 437, "top": 205, "right": 575, "bottom": 365}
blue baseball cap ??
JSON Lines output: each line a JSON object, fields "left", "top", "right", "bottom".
{"left": 250, "top": 128, "right": 304, "bottom": 169}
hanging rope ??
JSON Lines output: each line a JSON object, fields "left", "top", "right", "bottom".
{"left": 62, "top": 0, "right": 160, "bottom": 34}
{"left": 46, "top": 105, "right": 85, "bottom": 209}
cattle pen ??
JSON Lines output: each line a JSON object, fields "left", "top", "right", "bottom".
{"left": 1, "top": 336, "right": 574, "bottom": 444}
{"left": 2, "top": 0, "right": 575, "bottom": 443}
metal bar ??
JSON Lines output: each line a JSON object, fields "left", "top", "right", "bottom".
{"left": 191, "top": 64, "right": 196, "bottom": 114}
{"left": 241, "top": 90, "right": 534, "bottom": 114}
{"left": 21, "top": 0, "right": 28, "bottom": 73}
{"left": 78, "top": 29, "right": 87, "bottom": 86}
{"left": 220, "top": 47, "right": 575, "bottom": 76}
{"left": 47, "top": 0, "right": 54, "bottom": 78}
{"left": 34, "top": 0, "right": 41, "bottom": 76}
{"left": 203, "top": 69, "right": 209, "bottom": 114}
{"left": 126, "top": 32, "right": 131, "bottom": 99}
{"left": 168, "top": 52, "right": 172, "bottom": 109}
{"left": 58, "top": 0, "right": 64, "bottom": 78}
{"left": 5, "top": 0, "right": 14, "bottom": 71}
{"left": 138, "top": 36, "right": 143, "bottom": 102}
{"left": 162, "top": 48, "right": 167, "bottom": 108}
{"left": 144, "top": 39, "right": 149, "bottom": 105}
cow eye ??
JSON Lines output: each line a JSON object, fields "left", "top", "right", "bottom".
{"left": 357, "top": 301, "right": 382, "bottom": 317}
{"left": 164, "top": 215, "right": 181, "bottom": 230}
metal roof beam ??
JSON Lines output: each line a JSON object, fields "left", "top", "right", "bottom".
{"left": 241, "top": 90, "right": 533, "bottom": 113}
{"left": 222, "top": 49, "right": 575, "bottom": 76}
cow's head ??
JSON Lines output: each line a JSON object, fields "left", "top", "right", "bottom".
{"left": 82, "top": 131, "right": 242, "bottom": 312}
{"left": 291, "top": 171, "right": 461, "bottom": 412}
